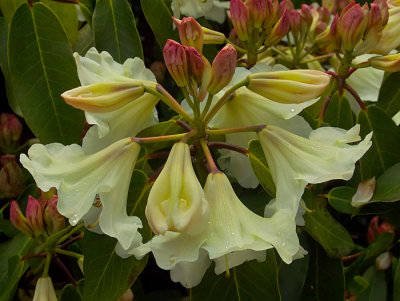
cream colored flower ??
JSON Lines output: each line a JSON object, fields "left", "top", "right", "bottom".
{"left": 33, "top": 277, "right": 57, "bottom": 301}
{"left": 171, "top": 0, "right": 229, "bottom": 24}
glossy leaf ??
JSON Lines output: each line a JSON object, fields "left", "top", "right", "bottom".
{"left": 301, "top": 238, "right": 345, "bottom": 301}
{"left": 324, "top": 93, "right": 355, "bottom": 130}
{"left": 60, "top": 284, "right": 82, "bottom": 301}
{"left": 377, "top": 72, "right": 400, "bottom": 118}
{"left": 248, "top": 140, "right": 276, "bottom": 197}
{"left": 191, "top": 250, "right": 281, "bottom": 301}
{"left": 81, "top": 170, "right": 150, "bottom": 301}
{"left": 394, "top": 257, "right": 400, "bottom": 301}
{"left": 140, "top": 0, "right": 179, "bottom": 49}
{"left": 8, "top": 3, "right": 85, "bottom": 144}
{"left": 358, "top": 105, "right": 400, "bottom": 180}
{"left": 78, "top": 0, "right": 95, "bottom": 24}
{"left": 93, "top": 0, "right": 143, "bottom": 63}
{"left": 358, "top": 267, "right": 387, "bottom": 301}
{"left": 0, "top": 234, "right": 33, "bottom": 301}
{"left": 327, "top": 186, "right": 356, "bottom": 215}
{"left": 41, "top": 0, "right": 79, "bottom": 45}
{"left": 370, "top": 162, "right": 400, "bottom": 203}
{"left": 303, "top": 190, "right": 354, "bottom": 257}
{"left": 0, "top": 0, "right": 24, "bottom": 23}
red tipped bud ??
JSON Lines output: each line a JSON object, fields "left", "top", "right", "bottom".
{"left": 230, "top": 0, "right": 250, "bottom": 41}
{"left": 44, "top": 195, "right": 65, "bottom": 235}
{"left": 0, "top": 155, "right": 24, "bottom": 198}
{"left": 0, "top": 113, "right": 22, "bottom": 152}
{"left": 265, "top": 8, "right": 290, "bottom": 46}
{"left": 208, "top": 44, "right": 237, "bottom": 95}
{"left": 330, "top": 14, "right": 341, "bottom": 50}
{"left": 301, "top": 4, "right": 313, "bottom": 26}
{"left": 163, "top": 40, "right": 189, "bottom": 87}
{"left": 26, "top": 196, "right": 44, "bottom": 236}
{"left": 367, "top": 216, "right": 395, "bottom": 243}
{"left": 318, "top": 6, "right": 331, "bottom": 24}
{"left": 247, "top": 0, "right": 267, "bottom": 28}
{"left": 10, "top": 201, "right": 33, "bottom": 236}
{"left": 289, "top": 10, "right": 302, "bottom": 36}
{"left": 187, "top": 46, "right": 205, "bottom": 83}
{"left": 176, "top": 17, "right": 204, "bottom": 52}
{"left": 263, "top": 0, "right": 279, "bottom": 29}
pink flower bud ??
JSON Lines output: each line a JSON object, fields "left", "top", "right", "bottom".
{"left": 10, "top": 201, "right": 33, "bottom": 236}
{"left": 0, "top": 155, "right": 24, "bottom": 198}
{"left": 289, "top": 10, "right": 302, "bottom": 36}
{"left": 330, "top": 14, "right": 341, "bottom": 50}
{"left": 26, "top": 196, "right": 44, "bottom": 237}
{"left": 163, "top": 40, "right": 189, "bottom": 87}
{"left": 176, "top": 17, "right": 204, "bottom": 52}
{"left": 0, "top": 113, "right": 22, "bottom": 152}
{"left": 263, "top": 0, "right": 279, "bottom": 29}
{"left": 230, "top": 0, "right": 250, "bottom": 41}
{"left": 265, "top": 8, "right": 290, "bottom": 46}
{"left": 278, "top": 0, "right": 294, "bottom": 16}
{"left": 318, "top": 6, "right": 331, "bottom": 24}
{"left": 44, "top": 195, "right": 65, "bottom": 235}
{"left": 367, "top": 216, "right": 395, "bottom": 243}
{"left": 301, "top": 4, "right": 313, "bottom": 26}
{"left": 208, "top": 44, "right": 237, "bottom": 95}
{"left": 187, "top": 46, "right": 205, "bottom": 83}
{"left": 339, "top": 2, "right": 369, "bottom": 52}
{"left": 247, "top": 0, "right": 267, "bottom": 28}
{"left": 374, "top": 0, "right": 389, "bottom": 26}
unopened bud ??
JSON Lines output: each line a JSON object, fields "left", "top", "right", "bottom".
{"left": 0, "top": 155, "right": 24, "bottom": 198}
{"left": 301, "top": 4, "right": 313, "bottom": 26}
{"left": 10, "top": 201, "right": 33, "bottom": 236}
{"left": 330, "top": 14, "right": 341, "bottom": 50}
{"left": 174, "top": 17, "right": 204, "bottom": 52}
{"left": 0, "top": 113, "right": 22, "bottom": 152}
{"left": 26, "top": 196, "right": 44, "bottom": 237}
{"left": 44, "top": 195, "right": 65, "bottom": 235}
{"left": 150, "top": 61, "right": 166, "bottom": 83}
{"left": 187, "top": 47, "right": 205, "bottom": 83}
{"left": 370, "top": 53, "right": 400, "bottom": 72}
{"left": 367, "top": 216, "right": 395, "bottom": 243}
{"left": 339, "top": 2, "right": 369, "bottom": 52}
{"left": 33, "top": 277, "right": 57, "bottom": 301}
{"left": 279, "top": 0, "right": 294, "bottom": 16}
{"left": 62, "top": 81, "right": 144, "bottom": 113}
{"left": 247, "top": 69, "right": 331, "bottom": 104}
{"left": 265, "top": 8, "right": 290, "bottom": 46}
{"left": 289, "top": 10, "right": 302, "bottom": 37}
{"left": 376, "top": 251, "right": 391, "bottom": 270}
{"left": 163, "top": 39, "right": 189, "bottom": 87}
{"left": 247, "top": 0, "right": 267, "bottom": 28}
{"left": 207, "top": 44, "right": 237, "bottom": 95}
{"left": 230, "top": 0, "right": 250, "bottom": 41}
{"left": 173, "top": 17, "right": 225, "bottom": 45}
{"left": 263, "top": 0, "right": 279, "bottom": 30}
{"left": 318, "top": 6, "right": 331, "bottom": 24}
{"left": 375, "top": 0, "right": 389, "bottom": 26}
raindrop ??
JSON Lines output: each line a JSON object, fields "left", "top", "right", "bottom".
{"left": 231, "top": 232, "right": 235, "bottom": 236}
{"left": 169, "top": 256, "right": 177, "bottom": 263}
{"left": 70, "top": 214, "right": 79, "bottom": 226}
{"left": 290, "top": 108, "right": 295, "bottom": 113}
{"left": 282, "top": 242, "right": 286, "bottom": 247}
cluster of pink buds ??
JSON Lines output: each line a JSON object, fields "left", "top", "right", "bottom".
{"left": 330, "top": 0, "right": 389, "bottom": 56}
{"left": 165, "top": 17, "right": 237, "bottom": 98}
{"left": 367, "top": 216, "right": 395, "bottom": 244}
{"left": 10, "top": 195, "right": 65, "bottom": 237}
{"left": 0, "top": 113, "right": 22, "bottom": 153}
{"left": 229, "top": 0, "right": 290, "bottom": 48}
{"left": 0, "top": 155, "right": 24, "bottom": 198}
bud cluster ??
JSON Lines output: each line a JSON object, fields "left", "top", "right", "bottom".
{"left": 165, "top": 17, "right": 238, "bottom": 97}
{"left": 0, "top": 155, "right": 24, "bottom": 199}
{"left": 0, "top": 113, "right": 22, "bottom": 153}
{"left": 10, "top": 195, "right": 65, "bottom": 237}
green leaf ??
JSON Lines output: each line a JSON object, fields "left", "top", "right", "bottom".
{"left": 357, "top": 267, "right": 387, "bottom": 301}
{"left": 81, "top": 170, "right": 150, "bottom": 301}
{"left": 248, "top": 140, "right": 276, "bottom": 197}
{"left": 81, "top": 230, "right": 148, "bottom": 301}
{"left": 0, "top": 0, "right": 24, "bottom": 23}
{"left": 303, "top": 190, "right": 354, "bottom": 257}
{"left": 140, "top": 0, "right": 179, "bottom": 49}
{"left": 324, "top": 93, "right": 355, "bottom": 130}
{"left": 60, "top": 284, "right": 82, "bottom": 301}
{"left": 0, "top": 234, "right": 33, "bottom": 301}
{"left": 345, "top": 233, "right": 394, "bottom": 285}
{"left": 191, "top": 250, "right": 281, "bottom": 301}
{"left": 0, "top": 16, "right": 20, "bottom": 115}
{"left": 327, "top": 186, "right": 356, "bottom": 215}
{"left": 78, "top": 0, "right": 95, "bottom": 24}
{"left": 301, "top": 238, "right": 345, "bottom": 301}
{"left": 72, "top": 23, "right": 94, "bottom": 55}
{"left": 358, "top": 105, "right": 400, "bottom": 180}
{"left": 93, "top": 0, "right": 143, "bottom": 63}
{"left": 370, "top": 162, "right": 400, "bottom": 203}
{"left": 8, "top": 3, "right": 85, "bottom": 144}
{"left": 377, "top": 72, "right": 400, "bottom": 117}
{"left": 41, "top": 0, "right": 79, "bottom": 45}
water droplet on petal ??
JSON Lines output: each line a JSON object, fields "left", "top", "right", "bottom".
{"left": 169, "top": 256, "right": 177, "bottom": 263}
{"left": 70, "top": 214, "right": 79, "bottom": 226}
{"left": 231, "top": 232, "right": 235, "bottom": 235}
{"left": 290, "top": 108, "right": 295, "bottom": 113}
{"left": 282, "top": 242, "right": 286, "bottom": 247}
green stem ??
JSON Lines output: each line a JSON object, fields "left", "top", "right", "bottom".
{"left": 199, "top": 93, "right": 214, "bottom": 120}
{"left": 200, "top": 139, "right": 219, "bottom": 174}
{"left": 57, "top": 224, "right": 84, "bottom": 246}
{"left": 224, "top": 38, "right": 248, "bottom": 53}
{"left": 42, "top": 252, "right": 52, "bottom": 277}
{"left": 203, "top": 79, "right": 248, "bottom": 125}
{"left": 206, "top": 125, "right": 265, "bottom": 135}
{"left": 300, "top": 53, "right": 333, "bottom": 64}
{"left": 182, "top": 87, "right": 200, "bottom": 118}
{"left": 54, "top": 248, "right": 83, "bottom": 259}
{"left": 133, "top": 131, "right": 196, "bottom": 144}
